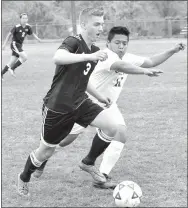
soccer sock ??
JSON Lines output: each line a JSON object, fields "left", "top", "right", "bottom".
{"left": 11, "top": 59, "right": 23, "bottom": 71}
{"left": 38, "top": 160, "right": 48, "bottom": 171}
{"left": 99, "top": 140, "right": 124, "bottom": 175}
{"left": 20, "top": 151, "right": 43, "bottom": 182}
{"left": 82, "top": 132, "right": 112, "bottom": 166}
{"left": 1, "top": 65, "right": 9, "bottom": 75}
{"left": 37, "top": 144, "right": 62, "bottom": 171}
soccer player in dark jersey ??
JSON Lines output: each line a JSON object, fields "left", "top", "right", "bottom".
{"left": 2, "top": 13, "right": 42, "bottom": 79}
{"left": 17, "top": 7, "right": 121, "bottom": 196}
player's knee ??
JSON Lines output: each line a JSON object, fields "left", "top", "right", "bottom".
{"left": 59, "top": 134, "right": 78, "bottom": 147}
{"left": 44, "top": 148, "right": 55, "bottom": 159}
{"left": 36, "top": 146, "right": 54, "bottom": 160}
{"left": 20, "top": 54, "right": 27, "bottom": 62}
{"left": 102, "top": 122, "right": 118, "bottom": 138}
{"left": 115, "top": 125, "right": 127, "bottom": 144}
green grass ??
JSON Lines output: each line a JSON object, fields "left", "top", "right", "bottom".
{"left": 2, "top": 38, "right": 187, "bottom": 207}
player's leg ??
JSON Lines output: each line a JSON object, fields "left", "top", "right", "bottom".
{"left": 99, "top": 104, "right": 127, "bottom": 176}
{"left": 18, "top": 139, "right": 56, "bottom": 196}
{"left": 33, "top": 123, "right": 84, "bottom": 178}
{"left": 75, "top": 99, "right": 118, "bottom": 183}
{"left": 17, "top": 105, "right": 75, "bottom": 196}
{"left": 8, "top": 42, "right": 27, "bottom": 75}
{"left": 81, "top": 104, "right": 127, "bottom": 189}
{"left": 1, "top": 55, "right": 18, "bottom": 78}
{"left": 33, "top": 134, "right": 79, "bottom": 178}
{"left": 92, "top": 105, "right": 127, "bottom": 189}
{"left": 11, "top": 51, "right": 27, "bottom": 72}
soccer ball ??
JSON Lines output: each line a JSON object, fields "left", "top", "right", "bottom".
{"left": 113, "top": 181, "right": 142, "bottom": 207}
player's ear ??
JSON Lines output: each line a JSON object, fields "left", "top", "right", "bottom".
{"left": 106, "top": 40, "right": 110, "bottom": 48}
{"left": 80, "top": 22, "right": 86, "bottom": 30}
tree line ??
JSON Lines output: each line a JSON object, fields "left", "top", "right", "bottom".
{"left": 2, "top": 1, "right": 187, "bottom": 26}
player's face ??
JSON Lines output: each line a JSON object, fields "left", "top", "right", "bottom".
{"left": 85, "top": 16, "right": 104, "bottom": 43}
{"left": 20, "top": 15, "right": 28, "bottom": 25}
{"left": 108, "top": 34, "right": 129, "bottom": 59}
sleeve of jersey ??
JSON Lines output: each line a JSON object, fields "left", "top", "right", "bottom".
{"left": 123, "top": 53, "right": 146, "bottom": 67}
{"left": 94, "top": 49, "right": 120, "bottom": 71}
{"left": 10, "top": 26, "right": 16, "bottom": 34}
{"left": 58, "top": 37, "right": 79, "bottom": 53}
{"left": 28, "top": 26, "right": 33, "bottom": 35}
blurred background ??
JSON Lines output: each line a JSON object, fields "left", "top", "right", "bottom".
{"left": 2, "top": 1, "right": 187, "bottom": 41}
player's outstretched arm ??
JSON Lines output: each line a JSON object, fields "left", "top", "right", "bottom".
{"left": 111, "top": 61, "right": 163, "bottom": 77}
{"left": 32, "top": 33, "right": 42, "bottom": 42}
{"left": 141, "top": 43, "right": 186, "bottom": 68}
{"left": 2, "top": 32, "right": 12, "bottom": 50}
{"left": 87, "top": 81, "right": 111, "bottom": 107}
{"left": 53, "top": 49, "right": 108, "bottom": 65}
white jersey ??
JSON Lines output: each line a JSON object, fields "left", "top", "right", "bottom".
{"left": 88, "top": 48, "right": 146, "bottom": 103}
{"left": 70, "top": 49, "right": 146, "bottom": 134}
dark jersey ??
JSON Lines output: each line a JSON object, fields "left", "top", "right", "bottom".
{"left": 11, "top": 23, "right": 33, "bottom": 44}
{"left": 43, "top": 34, "right": 100, "bottom": 113}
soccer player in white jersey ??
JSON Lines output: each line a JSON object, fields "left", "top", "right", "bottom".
{"left": 33, "top": 26, "right": 185, "bottom": 189}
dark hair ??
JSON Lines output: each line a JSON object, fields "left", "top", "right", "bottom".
{"left": 107, "top": 26, "right": 130, "bottom": 42}
{"left": 20, "top": 13, "right": 27, "bottom": 19}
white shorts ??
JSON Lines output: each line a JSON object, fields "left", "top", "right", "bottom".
{"left": 70, "top": 103, "right": 125, "bottom": 135}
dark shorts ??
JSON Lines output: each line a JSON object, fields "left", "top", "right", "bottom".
{"left": 41, "top": 99, "right": 104, "bottom": 146}
{"left": 10, "top": 41, "right": 23, "bottom": 57}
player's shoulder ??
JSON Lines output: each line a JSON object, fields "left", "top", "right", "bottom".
{"left": 104, "top": 48, "right": 120, "bottom": 59}
{"left": 91, "top": 43, "right": 100, "bottom": 52}
{"left": 64, "top": 35, "right": 82, "bottom": 45}
{"left": 26, "top": 23, "right": 32, "bottom": 28}
{"left": 15, "top": 24, "right": 21, "bottom": 28}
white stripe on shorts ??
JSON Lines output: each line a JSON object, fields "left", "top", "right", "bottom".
{"left": 12, "top": 41, "right": 19, "bottom": 54}
{"left": 41, "top": 105, "right": 58, "bottom": 147}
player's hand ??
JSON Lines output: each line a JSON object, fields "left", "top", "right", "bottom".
{"left": 89, "top": 50, "right": 108, "bottom": 62}
{"left": 172, "top": 43, "right": 186, "bottom": 53}
{"left": 144, "top": 69, "right": 163, "bottom": 77}
{"left": 98, "top": 96, "right": 112, "bottom": 107}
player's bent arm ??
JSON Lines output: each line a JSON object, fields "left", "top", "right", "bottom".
{"left": 2, "top": 32, "right": 12, "bottom": 48}
{"left": 110, "top": 61, "right": 150, "bottom": 75}
{"left": 32, "top": 33, "right": 42, "bottom": 42}
{"left": 87, "top": 81, "right": 104, "bottom": 101}
{"left": 141, "top": 49, "right": 175, "bottom": 68}
{"left": 53, "top": 49, "right": 94, "bottom": 65}
{"left": 141, "top": 43, "right": 185, "bottom": 68}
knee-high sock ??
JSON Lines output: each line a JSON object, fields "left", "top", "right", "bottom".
{"left": 2, "top": 65, "right": 9, "bottom": 75}
{"left": 99, "top": 140, "right": 124, "bottom": 175}
{"left": 82, "top": 131, "right": 112, "bottom": 165}
{"left": 20, "top": 151, "right": 43, "bottom": 182}
{"left": 37, "top": 145, "right": 62, "bottom": 171}
{"left": 11, "top": 59, "right": 23, "bottom": 71}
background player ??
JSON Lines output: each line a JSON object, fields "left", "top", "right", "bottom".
{"left": 2, "top": 13, "right": 42, "bottom": 79}
{"left": 33, "top": 26, "right": 185, "bottom": 189}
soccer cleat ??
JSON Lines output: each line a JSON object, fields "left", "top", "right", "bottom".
{"left": 79, "top": 161, "right": 107, "bottom": 183}
{"left": 8, "top": 68, "right": 16, "bottom": 77}
{"left": 17, "top": 173, "right": 29, "bottom": 196}
{"left": 93, "top": 173, "right": 117, "bottom": 189}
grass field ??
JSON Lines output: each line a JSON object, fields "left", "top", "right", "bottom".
{"left": 1, "top": 38, "right": 187, "bottom": 207}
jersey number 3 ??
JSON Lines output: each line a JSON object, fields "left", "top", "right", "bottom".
{"left": 84, "top": 63, "right": 91, "bottom": 75}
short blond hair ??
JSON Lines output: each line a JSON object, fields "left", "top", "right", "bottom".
{"left": 79, "top": 7, "right": 104, "bottom": 24}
